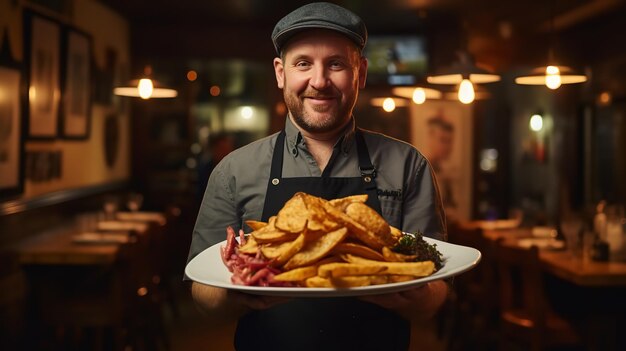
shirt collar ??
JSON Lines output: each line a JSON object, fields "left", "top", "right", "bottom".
{"left": 284, "top": 116, "right": 356, "bottom": 156}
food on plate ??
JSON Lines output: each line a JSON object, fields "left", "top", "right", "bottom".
{"left": 220, "top": 192, "right": 443, "bottom": 288}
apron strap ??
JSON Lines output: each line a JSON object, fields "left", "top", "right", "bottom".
{"left": 355, "top": 129, "right": 377, "bottom": 190}
{"left": 354, "top": 129, "right": 382, "bottom": 214}
{"left": 261, "top": 131, "right": 287, "bottom": 221}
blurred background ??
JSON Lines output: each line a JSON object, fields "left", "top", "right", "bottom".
{"left": 1, "top": 0, "right": 626, "bottom": 350}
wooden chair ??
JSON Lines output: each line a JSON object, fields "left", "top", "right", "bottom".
{"left": 494, "top": 239, "right": 582, "bottom": 351}
{"left": 445, "top": 221, "right": 499, "bottom": 350}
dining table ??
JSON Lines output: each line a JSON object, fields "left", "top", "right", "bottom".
{"left": 479, "top": 226, "right": 626, "bottom": 287}
{"left": 12, "top": 210, "right": 170, "bottom": 350}
{"left": 466, "top": 222, "right": 626, "bottom": 351}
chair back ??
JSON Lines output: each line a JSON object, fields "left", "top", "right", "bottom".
{"left": 447, "top": 222, "right": 496, "bottom": 294}
{"left": 494, "top": 239, "right": 547, "bottom": 349}
{"left": 445, "top": 221, "right": 500, "bottom": 348}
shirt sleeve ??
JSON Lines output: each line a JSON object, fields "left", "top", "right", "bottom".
{"left": 401, "top": 155, "right": 447, "bottom": 241}
{"left": 186, "top": 159, "right": 240, "bottom": 264}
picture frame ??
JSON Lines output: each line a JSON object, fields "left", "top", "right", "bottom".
{"left": 0, "top": 30, "right": 25, "bottom": 199}
{"left": 410, "top": 100, "right": 474, "bottom": 221}
{"left": 60, "top": 28, "right": 92, "bottom": 139}
{"left": 24, "top": 11, "right": 61, "bottom": 139}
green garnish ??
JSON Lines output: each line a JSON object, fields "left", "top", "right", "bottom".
{"left": 391, "top": 231, "right": 444, "bottom": 270}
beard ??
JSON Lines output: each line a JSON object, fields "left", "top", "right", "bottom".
{"left": 284, "top": 86, "right": 357, "bottom": 134}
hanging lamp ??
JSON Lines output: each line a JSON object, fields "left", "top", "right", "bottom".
{"left": 514, "top": 1, "right": 587, "bottom": 89}
{"left": 114, "top": 65, "right": 177, "bottom": 99}
{"left": 391, "top": 83, "right": 442, "bottom": 105}
{"left": 426, "top": 51, "right": 500, "bottom": 104}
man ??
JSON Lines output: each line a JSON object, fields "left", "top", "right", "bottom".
{"left": 426, "top": 114, "right": 454, "bottom": 174}
{"left": 187, "top": 3, "right": 448, "bottom": 350}
{"left": 425, "top": 114, "right": 458, "bottom": 218}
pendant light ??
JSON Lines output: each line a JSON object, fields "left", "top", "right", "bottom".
{"left": 114, "top": 65, "right": 177, "bottom": 99}
{"left": 392, "top": 84, "right": 442, "bottom": 105}
{"left": 514, "top": 1, "right": 587, "bottom": 89}
{"left": 426, "top": 51, "right": 500, "bottom": 104}
{"left": 370, "top": 97, "right": 409, "bottom": 112}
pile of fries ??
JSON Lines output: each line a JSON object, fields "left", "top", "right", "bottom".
{"left": 223, "top": 192, "right": 437, "bottom": 288}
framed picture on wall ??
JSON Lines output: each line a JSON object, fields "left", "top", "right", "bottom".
{"left": 24, "top": 11, "right": 61, "bottom": 139}
{"left": 60, "top": 28, "right": 92, "bottom": 139}
{"left": 410, "top": 100, "right": 473, "bottom": 221}
{"left": 0, "top": 31, "right": 25, "bottom": 199}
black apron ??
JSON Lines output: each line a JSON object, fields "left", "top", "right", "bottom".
{"left": 234, "top": 129, "right": 410, "bottom": 351}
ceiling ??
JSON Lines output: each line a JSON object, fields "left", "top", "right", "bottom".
{"left": 100, "top": 0, "right": 623, "bottom": 33}
{"left": 100, "top": 0, "right": 626, "bottom": 71}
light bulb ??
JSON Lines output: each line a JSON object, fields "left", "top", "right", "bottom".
{"left": 138, "top": 78, "right": 154, "bottom": 99}
{"left": 412, "top": 88, "right": 426, "bottom": 104}
{"left": 545, "top": 65, "right": 562, "bottom": 90}
{"left": 530, "top": 114, "right": 543, "bottom": 132}
{"left": 382, "top": 97, "right": 396, "bottom": 112}
{"left": 458, "top": 79, "right": 475, "bottom": 104}
{"left": 241, "top": 106, "right": 254, "bottom": 119}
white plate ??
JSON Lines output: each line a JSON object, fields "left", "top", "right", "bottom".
{"left": 185, "top": 237, "right": 481, "bottom": 297}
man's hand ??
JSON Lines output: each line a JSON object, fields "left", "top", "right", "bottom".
{"left": 358, "top": 280, "right": 448, "bottom": 321}
{"left": 191, "top": 282, "right": 291, "bottom": 323}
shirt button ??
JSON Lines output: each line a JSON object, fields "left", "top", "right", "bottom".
{"left": 291, "top": 148, "right": 298, "bottom": 156}
{"left": 272, "top": 178, "right": 280, "bottom": 185}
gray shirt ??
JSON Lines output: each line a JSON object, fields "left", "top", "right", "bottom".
{"left": 187, "top": 117, "right": 447, "bottom": 262}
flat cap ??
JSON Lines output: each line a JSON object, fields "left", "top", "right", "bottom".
{"left": 271, "top": 2, "right": 367, "bottom": 54}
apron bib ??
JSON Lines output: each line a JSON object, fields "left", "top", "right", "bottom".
{"left": 234, "top": 129, "right": 409, "bottom": 351}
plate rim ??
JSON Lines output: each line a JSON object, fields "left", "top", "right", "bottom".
{"left": 185, "top": 236, "right": 481, "bottom": 297}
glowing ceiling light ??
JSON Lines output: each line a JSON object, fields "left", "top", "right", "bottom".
{"left": 412, "top": 88, "right": 426, "bottom": 104}
{"left": 545, "top": 65, "right": 562, "bottom": 90}
{"left": 530, "top": 114, "right": 543, "bottom": 132}
{"left": 458, "top": 79, "right": 475, "bottom": 104}
{"left": 138, "top": 79, "right": 154, "bottom": 99}
{"left": 241, "top": 106, "right": 254, "bottom": 119}
{"left": 382, "top": 97, "right": 396, "bottom": 112}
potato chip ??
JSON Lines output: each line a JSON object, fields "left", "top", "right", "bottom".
{"left": 331, "top": 242, "right": 386, "bottom": 261}
{"left": 283, "top": 227, "right": 348, "bottom": 270}
{"left": 238, "top": 235, "right": 259, "bottom": 254}
{"left": 345, "top": 202, "right": 392, "bottom": 241}
{"left": 331, "top": 275, "right": 389, "bottom": 287}
{"left": 229, "top": 192, "right": 440, "bottom": 289}
{"left": 341, "top": 254, "right": 435, "bottom": 277}
{"left": 304, "top": 276, "right": 333, "bottom": 287}
{"left": 273, "top": 265, "right": 318, "bottom": 282}
{"left": 275, "top": 193, "right": 308, "bottom": 233}
{"left": 390, "top": 225, "right": 403, "bottom": 242}
{"left": 322, "top": 202, "right": 388, "bottom": 249}
{"left": 252, "top": 230, "right": 299, "bottom": 243}
{"left": 317, "top": 262, "right": 387, "bottom": 278}
{"left": 304, "top": 275, "right": 388, "bottom": 288}
{"left": 382, "top": 246, "right": 417, "bottom": 262}
{"left": 329, "top": 194, "right": 368, "bottom": 212}
{"left": 245, "top": 220, "right": 268, "bottom": 231}
{"left": 301, "top": 193, "right": 329, "bottom": 232}
{"left": 260, "top": 240, "right": 293, "bottom": 259}
{"left": 248, "top": 216, "right": 277, "bottom": 236}
{"left": 380, "top": 261, "right": 434, "bottom": 277}
{"left": 274, "top": 233, "right": 306, "bottom": 266}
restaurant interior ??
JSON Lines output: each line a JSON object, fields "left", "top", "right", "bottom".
{"left": 1, "top": 0, "right": 625, "bottom": 350}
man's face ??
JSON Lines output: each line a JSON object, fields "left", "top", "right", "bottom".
{"left": 428, "top": 127, "right": 454, "bottom": 162}
{"left": 273, "top": 29, "right": 367, "bottom": 135}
